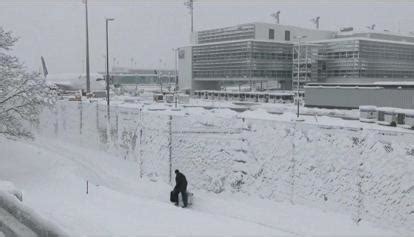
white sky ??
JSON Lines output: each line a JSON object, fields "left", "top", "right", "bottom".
{"left": 1, "top": 0, "right": 414, "bottom": 74}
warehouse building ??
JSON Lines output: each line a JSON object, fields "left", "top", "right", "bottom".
{"left": 304, "top": 82, "right": 414, "bottom": 109}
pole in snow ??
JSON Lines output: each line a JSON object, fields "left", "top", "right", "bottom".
{"left": 83, "top": 0, "right": 91, "bottom": 93}
{"left": 105, "top": 18, "right": 115, "bottom": 121}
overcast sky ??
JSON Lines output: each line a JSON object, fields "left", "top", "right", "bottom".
{"left": 1, "top": 0, "right": 414, "bottom": 74}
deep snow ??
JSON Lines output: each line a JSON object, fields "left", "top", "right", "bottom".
{"left": 1, "top": 95, "right": 413, "bottom": 235}
{"left": 0, "top": 136, "right": 398, "bottom": 236}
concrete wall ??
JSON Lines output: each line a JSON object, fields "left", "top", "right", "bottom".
{"left": 254, "top": 23, "right": 335, "bottom": 42}
{"left": 178, "top": 46, "right": 193, "bottom": 91}
{"left": 305, "top": 87, "right": 414, "bottom": 109}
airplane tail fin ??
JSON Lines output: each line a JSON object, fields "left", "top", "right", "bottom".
{"left": 41, "top": 56, "right": 48, "bottom": 79}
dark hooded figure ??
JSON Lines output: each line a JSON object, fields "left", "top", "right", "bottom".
{"left": 173, "top": 169, "right": 188, "bottom": 207}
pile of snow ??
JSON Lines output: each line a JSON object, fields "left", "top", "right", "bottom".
{"left": 0, "top": 179, "right": 66, "bottom": 236}
{"left": 0, "top": 180, "right": 22, "bottom": 202}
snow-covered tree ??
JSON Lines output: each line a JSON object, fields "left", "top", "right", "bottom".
{"left": 0, "top": 27, "right": 55, "bottom": 137}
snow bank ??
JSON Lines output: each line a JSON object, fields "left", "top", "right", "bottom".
{"left": 35, "top": 100, "right": 414, "bottom": 234}
{"left": 0, "top": 184, "right": 67, "bottom": 237}
{"left": 0, "top": 180, "right": 22, "bottom": 202}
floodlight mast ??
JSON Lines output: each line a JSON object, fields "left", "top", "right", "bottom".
{"left": 105, "top": 18, "right": 115, "bottom": 121}
{"left": 184, "top": 0, "right": 194, "bottom": 33}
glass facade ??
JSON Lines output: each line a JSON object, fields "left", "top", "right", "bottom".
{"left": 315, "top": 39, "right": 414, "bottom": 81}
{"left": 192, "top": 41, "right": 293, "bottom": 89}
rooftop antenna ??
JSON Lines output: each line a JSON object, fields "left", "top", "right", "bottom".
{"left": 311, "top": 16, "right": 320, "bottom": 29}
{"left": 366, "top": 24, "right": 376, "bottom": 30}
{"left": 270, "top": 11, "right": 281, "bottom": 24}
{"left": 184, "top": 0, "right": 194, "bottom": 33}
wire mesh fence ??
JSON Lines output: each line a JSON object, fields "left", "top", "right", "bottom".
{"left": 36, "top": 100, "right": 414, "bottom": 233}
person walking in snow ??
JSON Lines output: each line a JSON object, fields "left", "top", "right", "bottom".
{"left": 173, "top": 169, "right": 188, "bottom": 207}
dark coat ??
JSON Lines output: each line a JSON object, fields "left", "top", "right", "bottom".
{"left": 174, "top": 172, "right": 188, "bottom": 192}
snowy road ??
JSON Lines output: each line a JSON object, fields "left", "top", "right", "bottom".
{"left": 0, "top": 136, "right": 396, "bottom": 236}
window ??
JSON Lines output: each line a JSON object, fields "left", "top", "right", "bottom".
{"left": 285, "top": 30, "right": 290, "bottom": 41}
{"left": 269, "top": 29, "right": 275, "bottom": 40}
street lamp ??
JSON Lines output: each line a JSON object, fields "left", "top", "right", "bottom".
{"left": 105, "top": 18, "right": 115, "bottom": 121}
{"left": 294, "top": 35, "right": 306, "bottom": 119}
{"left": 82, "top": 0, "right": 91, "bottom": 93}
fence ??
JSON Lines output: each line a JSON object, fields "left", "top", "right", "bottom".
{"left": 36, "top": 100, "right": 414, "bottom": 234}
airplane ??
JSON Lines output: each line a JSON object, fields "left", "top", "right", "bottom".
{"left": 41, "top": 56, "right": 106, "bottom": 92}
{"left": 45, "top": 72, "right": 106, "bottom": 92}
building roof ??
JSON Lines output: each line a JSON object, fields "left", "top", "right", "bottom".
{"left": 196, "top": 22, "right": 334, "bottom": 35}
{"left": 308, "top": 36, "right": 414, "bottom": 46}
{"left": 305, "top": 82, "right": 414, "bottom": 89}
{"left": 190, "top": 39, "right": 294, "bottom": 47}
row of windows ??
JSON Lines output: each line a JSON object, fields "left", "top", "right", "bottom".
{"left": 193, "top": 52, "right": 293, "bottom": 61}
{"left": 268, "top": 29, "right": 291, "bottom": 41}
{"left": 361, "top": 71, "right": 414, "bottom": 78}
{"left": 252, "top": 52, "right": 292, "bottom": 60}
{"left": 320, "top": 51, "right": 359, "bottom": 59}
{"left": 360, "top": 52, "right": 414, "bottom": 61}
{"left": 321, "top": 69, "right": 414, "bottom": 78}
{"left": 193, "top": 70, "right": 291, "bottom": 78}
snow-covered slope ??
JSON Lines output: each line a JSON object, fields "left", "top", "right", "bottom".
{"left": 15, "top": 98, "right": 412, "bottom": 234}
{"left": 0, "top": 136, "right": 396, "bottom": 236}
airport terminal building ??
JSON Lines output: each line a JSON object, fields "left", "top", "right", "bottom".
{"left": 178, "top": 22, "right": 414, "bottom": 92}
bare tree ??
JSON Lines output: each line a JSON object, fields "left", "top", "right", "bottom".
{"left": 0, "top": 27, "right": 55, "bottom": 138}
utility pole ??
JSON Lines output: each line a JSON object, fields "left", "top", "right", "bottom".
{"left": 83, "top": 0, "right": 91, "bottom": 93}
{"left": 106, "top": 18, "right": 115, "bottom": 121}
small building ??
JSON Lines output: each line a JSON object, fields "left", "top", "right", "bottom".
{"left": 396, "top": 109, "right": 414, "bottom": 128}
{"left": 376, "top": 107, "right": 397, "bottom": 126}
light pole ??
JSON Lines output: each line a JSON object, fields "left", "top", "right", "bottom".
{"left": 294, "top": 35, "right": 306, "bottom": 119}
{"left": 184, "top": 0, "right": 194, "bottom": 33}
{"left": 83, "top": 0, "right": 91, "bottom": 93}
{"left": 172, "top": 48, "right": 179, "bottom": 91}
{"left": 105, "top": 18, "right": 115, "bottom": 121}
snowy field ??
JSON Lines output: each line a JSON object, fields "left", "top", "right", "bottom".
{"left": 1, "top": 95, "right": 413, "bottom": 235}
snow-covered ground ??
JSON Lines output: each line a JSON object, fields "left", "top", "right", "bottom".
{"left": 0, "top": 136, "right": 397, "bottom": 236}
{"left": 1, "top": 95, "right": 412, "bottom": 235}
